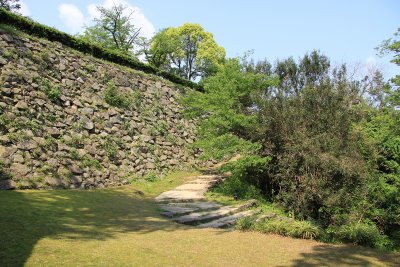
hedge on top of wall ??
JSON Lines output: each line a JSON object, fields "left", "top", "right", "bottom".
{"left": 0, "top": 8, "right": 203, "bottom": 92}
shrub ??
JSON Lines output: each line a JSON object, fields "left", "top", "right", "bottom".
{"left": 213, "top": 175, "right": 262, "bottom": 200}
{"left": 214, "top": 155, "right": 270, "bottom": 200}
{"left": 335, "top": 222, "right": 385, "bottom": 248}
{"left": 236, "top": 215, "right": 321, "bottom": 240}
{"left": 235, "top": 216, "right": 254, "bottom": 230}
{"left": 104, "top": 81, "right": 141, "bottom": 110}
{"left": 143, "top": 171, "right": 158, "bottom": 182}
{"left": 254, "top": 219, "right": 321, "bottom": 239}
{"left": 104, "top": 81, "right": 129, "bottom": 108}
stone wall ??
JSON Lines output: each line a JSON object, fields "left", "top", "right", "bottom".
{"left": 0, "top": 28, "right": 198, "bottom": 190}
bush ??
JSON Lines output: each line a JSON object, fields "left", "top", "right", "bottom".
{"left": 214, "top": 155, "right": 270, "bottom": 200}
{"left": 236, "top": 216, "right": 321, "bottom": 240}
{"left": 235, "top": 216, "right": 254, "bottom": 230}
{"left": 213, "top": 175, "right": 262, "bottom": 200}
{"left": 335, "top": 222, "right": 387, "bottom": 248}
{"left": 254, "top": 219, "right": 321, "bottom": 239}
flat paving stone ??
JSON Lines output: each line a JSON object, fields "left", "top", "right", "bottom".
{"left": 172, "top": 200, "right": 257, "bottom": 225}
{"left": 174, "top": 183, "right": 212, "bottom": 191}
{"left": 197, "top": 209, "right": 260, "bottom": 228}
{"left": 172, "top": 206, "right": 238, "bottom": 224}
{"left": 159, "top": 202, "right": 223, "bottom": 217}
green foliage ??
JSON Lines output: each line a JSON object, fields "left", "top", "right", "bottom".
{"left": 101, "top": 136, "right": 122, "bottom": 160}
{"left": 1, "top": 46, "right": 17, "bottom": 60}
{"left": 143, "top": 171, "right": 158, "bottom": 182}
{"left": 149, "top": 121, "right": 168, "bottom": 137}
{"left": 149, "top": 23, "right": 226, "bottom": 81}
{"left": 335, "top": 222, "right": 390, "bottom": 248}
{"left": 183, "top": 58, "right": 276, "bottom": 161}
{"left": 39, "top": 77, "right": 61, "bottom": 102}
{"left": 80, "top": 155, "right": 102, "bottom": 170}
{"left": 104, "top": 81, "right": 128, "bottom": 108}
{"left": 104, "top": 81, "right": 141, "bottom": 109}
{"left": 43, "top": 136, "right": 57, "bottom": 151}
{"left": 356, "top": 109, "right": 400, "bottom": 242}
{"left": 213, "top": 156, "right": 270, "bottom": 199}
{"left": 213, "top": 175, "right": 262, "bottom": 200}
{"left": 236, "top": 216, "right": 321, "bottom": 240}
{"left": 0, "top": 8, "right": 202, "bottom": 91}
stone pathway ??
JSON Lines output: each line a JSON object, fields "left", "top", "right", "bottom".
{"left": 155, "top": 173, "right": 260, "bottom": 228}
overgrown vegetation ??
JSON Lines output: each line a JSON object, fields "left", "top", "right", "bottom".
{"left": 184, "top": 33, "right": 400, "bottom": 249}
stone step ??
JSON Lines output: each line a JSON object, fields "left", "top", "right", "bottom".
{"left": 159, "top": 202, "right": 222, "bottom": 217}
{"left": 173, "top": 183, "right": 214, "bottom": 191}
{"left": 172, "top": 200, "right": 258, "bottom": 225}
{"left": 155, "top": 175, "right": 224, "bottom": 203}
{"left": 155, "top": 189, "right": 207, "bottom": 203}
{"left": 197, "top": 209, "right": 261, "bottom": 228}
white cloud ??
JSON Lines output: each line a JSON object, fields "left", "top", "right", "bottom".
{"left": 58, "top": 3, "right": 85, "bottom": 34}
{"left": 19, "top": 1, "right": 31, "bottom": 16}
{"left": 87, "top": 0, "right": 155, "bottom": 39}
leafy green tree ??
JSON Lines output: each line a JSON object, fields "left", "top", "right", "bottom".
{"left": 0, "top": 0, "right": 20, "bottom": 12}
{"left": 183, "top": 58, "right": 276, "bottom": 160}
{"left": 149, "top": 23, "right": 225, "bottom": 81}
{"left": 79, "top": 4, "right": 140, "bottom": 54}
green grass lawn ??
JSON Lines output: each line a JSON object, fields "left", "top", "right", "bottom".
{"left": 0, "top": 171, "right": 399, "bottom": 266}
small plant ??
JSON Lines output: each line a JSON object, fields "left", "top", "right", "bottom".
{"left": 69, "top": 149, "right": 80, "bottom": 160}
{"left": 2, "top": 47, "right": 18, "bottom": 60}
{"left": 81, "top": 156, "right": 102, "bottom": 170}
{"left": 65, "top": 134, "right": 84, "bottom": 148}
{"left": 6, "top": 132, "right": 30, "bottom": 144}
{"left": 43, "top": 136, "right": 57, "bottom": 151}
{"left": 102, "top": 136, "right": 122, "bottom": 160}
{"left": 104, "top": 81, "right": 141, "bottom": 110}
{"left": 72, "top": 122, "right": 84, "bottom": 132}
{"left": 38, "top": 164, "right": 57, "bottom": 175}
{"left": 39, "top": 78, "right": 61, "bottom": 102}
{"left": 143, "top": 171, "right": 158, "bottom": 182}
{"left": 165, "top": 133, "right": 177, "bottom": 144}
{"left": 104, "top": 81, "right": 129, "bottom": 108}
{"left": 83, "top": 63, "right": 95, "bottom": 73}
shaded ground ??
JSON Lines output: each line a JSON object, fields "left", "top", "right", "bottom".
{"left": 0, "top": 172, "right": 398, "bottom": 266}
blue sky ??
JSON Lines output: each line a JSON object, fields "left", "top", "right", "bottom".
{"left": 19, "top": 0, "right": 399, "bottom": 79}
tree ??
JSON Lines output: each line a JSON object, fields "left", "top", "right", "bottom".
{"left": 79, "top": 4, "right": 140, "bottom": 54}
{"left": 148, "top": 23, "right": 225, "bottom": 81}
{"left": 0, "top": 0, "right": 20, "bottom": 13}
{"left": 377, "top": 28, "right": 400, "bottom": 106}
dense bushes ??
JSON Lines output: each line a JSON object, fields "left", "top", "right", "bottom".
{"left": 184, "top": 50, "right": 399, "bottom": 249}
{"left": 236, "top": 216, "right": 321, "bottom": 240}
{"left": 0, "top": 8, "right": 202, "bottom": 91}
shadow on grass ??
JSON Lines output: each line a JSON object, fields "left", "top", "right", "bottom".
{"left": 0, "top": 187, "right": 183, "bottom": 267}
{"left": 289, "top": 243, "right": 400, "bottom": 267}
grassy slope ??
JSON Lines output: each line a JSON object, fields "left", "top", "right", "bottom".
{"left": 0, "top": 171, "right": 398, "bottom": 267}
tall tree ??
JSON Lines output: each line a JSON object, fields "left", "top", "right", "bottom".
{"left": 148, "top": 23, "right": 225, "bottom": 81}
{"left": 79, "top": 4, "right": 140, "bottom": 54}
